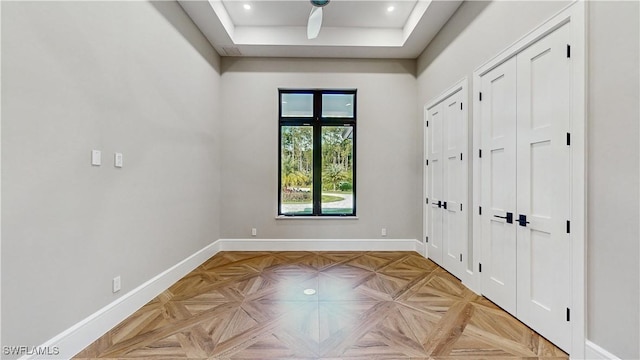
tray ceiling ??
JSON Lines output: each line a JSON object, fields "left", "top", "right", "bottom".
{"left": 178, "top": 0, "right": 463, "bottom": 59}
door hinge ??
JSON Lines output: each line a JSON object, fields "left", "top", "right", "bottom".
{"left": 566, "top": 220, "right": 571, "bottom": 233}
{"left": 460, "top": 254, "right": 463, "bottom": 262}
{"left": 426, "top": 121, "right": 429, "bottom": 127}
{"left": 460, "top": 103, "right": 463, "bottom": 110}
{"left": 460, "top": 153, "right": 463, "bottom": 161}
{"left": 426, "top": 236, "right": 429, "bottom": 243}
{"left": 479, "top": 206, "right": 482, "bottom": 215}
{"left": 479, "top": 92, "right": 483, "bottom": 101}
{"left": 567, "top": 44, "right": 571, "bottom": 58}
{"left": 566, "top": 308, "right": 571, "bottom": 321}
{"left": 479, "top": 149, "right": 482, "bottom": 158}
{"left": 567, "top": 132, "right": 571, "bottom": 146}
{"left": 479, "top": 263, "right": 482, "bottom": 272}
{"left": 426, "top": 159, "right": 429, "bottom": 166}
{"left": 426, "top": 197, "right": 429, "bottom": 204}
{"left": 460, "top": 203, "right": 463, "bottom": 211}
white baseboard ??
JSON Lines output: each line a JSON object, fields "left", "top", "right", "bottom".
{"left": 25, "top": 238, "right": 422, "bottom": 359}
{"left": 217, "top": 238, "right": 425, "bottom": 254}
{"left": 21, "top": 241, "right": 221, "bottom": 360}
{"left": 584, "top": 340, "right": 621, "bottom": 360}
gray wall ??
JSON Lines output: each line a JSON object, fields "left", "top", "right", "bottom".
{"left": 220, "top": 58, "right": 420, "bottom": 240}
{"left": 1, "top": 1, "right": 222, "bottom": 349}
{"left": 586, "top": 1, "right": 640, "bottom": 358}
{"left": 417, "top": 1, "right": 640, "bottom": 358}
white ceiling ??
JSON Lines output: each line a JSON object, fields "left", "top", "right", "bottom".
{"left": 178, "top": 0, "right": 462, "bottom": 59}
{"left": 221, "top": 0, "right": 418, "bottom": 28}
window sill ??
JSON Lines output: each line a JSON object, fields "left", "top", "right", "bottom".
{"left": 276, "top": 215, "right": 358, "bottom": 220}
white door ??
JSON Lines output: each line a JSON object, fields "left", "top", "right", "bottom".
{"left": 442, "top": 91, "right": 466, "bottom": 279}
{"left": 515, "top": 24, "right": 571, "bottom": 351}
{"left": 480, "top": 57, "right": 518, "bottom": 315}
{"left": 427, "top": 104, "right": 444, "bottom": 265}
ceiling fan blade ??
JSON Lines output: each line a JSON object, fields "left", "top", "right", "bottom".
{"left": 307, "top": 6, "right": 323, "bottom": 39}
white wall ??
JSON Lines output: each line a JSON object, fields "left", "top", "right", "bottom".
{"left": 1, "top": 0, "right": 222, "bottom": 351}
{"left": 220, "top": 58, "right": 420, "bottom": 240}
{"left": 417, "top": 1, "right": 640, "bottom": 358}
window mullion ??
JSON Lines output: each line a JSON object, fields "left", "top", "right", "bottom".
{"left": 312, "top": 92, "right": 322, "bottom": 215}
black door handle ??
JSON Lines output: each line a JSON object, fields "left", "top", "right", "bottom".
{"left": 494, "top": 212, "right": 513, "bottom": 224}
{"left": 518, "top": 214, "right": 530, "bottom": 227}
{"left": 431, "top": 201, "right": 442, "bottom": 208}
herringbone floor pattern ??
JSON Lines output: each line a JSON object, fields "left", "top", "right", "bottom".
{"left": 75, "top": 251, "right": 568, "bottom": 359}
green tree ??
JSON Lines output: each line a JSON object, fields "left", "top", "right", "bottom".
{"left": 282, "top": 171, "right": 309, "bottom": 189}
{"left": 323, "top": 163, "right": 347, "bottom": 191}
{"left": 281, "top": 127, "right": 313, "bottom": 190}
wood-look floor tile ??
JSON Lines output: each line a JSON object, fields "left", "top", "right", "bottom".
{"left": 74, "top": 251, "right": 568, "bottom": 360}
{"left": 346, "top": 253, "right": 394, "bottom": 271}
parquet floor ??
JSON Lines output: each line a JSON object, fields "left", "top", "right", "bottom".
{"left": 75, "top": 251, "right": 568, "bottom": 359}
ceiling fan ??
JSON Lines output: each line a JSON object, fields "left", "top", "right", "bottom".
{"left": 307, "top": 0, "right": 330, "bottom": 39}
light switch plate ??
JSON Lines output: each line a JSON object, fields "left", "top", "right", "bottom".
{"left": 114, "top": 153, "right": 123, "bottom": 168}
{"left": 91, "top": 150, "right": 101, "bottom": 166}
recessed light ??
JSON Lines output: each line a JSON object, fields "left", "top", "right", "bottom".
{"left": 243, "top": 4, "right": 251, "bottom": 10}
{"left": 387, "top": 5, "right": 395, "bottom": 12}
{"left": 303, "top": 288, "right": 316, "bottom": 295}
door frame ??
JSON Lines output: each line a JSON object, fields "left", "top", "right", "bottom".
{"left": 423, "top": 78, "right": 472, "bottom": 287}
{"left": 472, "top": 2, "right": 586, "bottom": 357}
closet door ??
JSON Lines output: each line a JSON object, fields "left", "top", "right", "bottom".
{"left": 427, "top": 104, "right": 444, "bottom": 265}
{"left": 442, "top": 91, "right": 465, "bottom": 278}
{"left": 515, "top": 24, "right": 571, "bottom": 350}
{"left": 480, "top": 57, "right": 517, "bottom": 315}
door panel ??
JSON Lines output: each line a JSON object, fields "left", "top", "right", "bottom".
{"left": 480, "top": 57, "right": 517, "bottom": 315}
{"left": 442, "top": 91, "right": 465, "bottom": 279}
{"left": 427, "top": 105, "right": 444, "bottom": 265}
{"left": 516, "top": 24, "right": 571, "bottom": 351}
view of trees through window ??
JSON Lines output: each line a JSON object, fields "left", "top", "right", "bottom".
{"left": 279, "top": 90, "right": 355, "bottom": 216}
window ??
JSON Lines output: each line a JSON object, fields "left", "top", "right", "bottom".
{"left": 279, "top": 89, "right": 356, "bottom": 216}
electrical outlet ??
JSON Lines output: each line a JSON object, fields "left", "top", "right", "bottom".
{"left": 251, "top": 228, "right": 257, "bottom": 236}
{"left": 381, "top": 228, "right": 387, "bottom": 237}
{"left": 112, "top": 276, "right": 121, "bottom": 293}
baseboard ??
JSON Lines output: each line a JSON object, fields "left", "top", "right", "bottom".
{"left": 21, "top": 241, "right": 221, "bottom": 360}
{"left": 217, "top": 238, "right": 425, "bottom": 254}
{"left": 584, "top": 340, "right": 621, "bottom": 360}
{"left": 25, "top": 238, "right": 422, "bottom": 360}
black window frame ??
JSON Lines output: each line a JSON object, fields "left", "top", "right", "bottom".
{"left": 278, "top": 89, "right": 357, "bottom": 217}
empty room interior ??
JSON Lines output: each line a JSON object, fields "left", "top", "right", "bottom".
{"left": 1, "top": 0, "right": 639, "bottom": 359}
